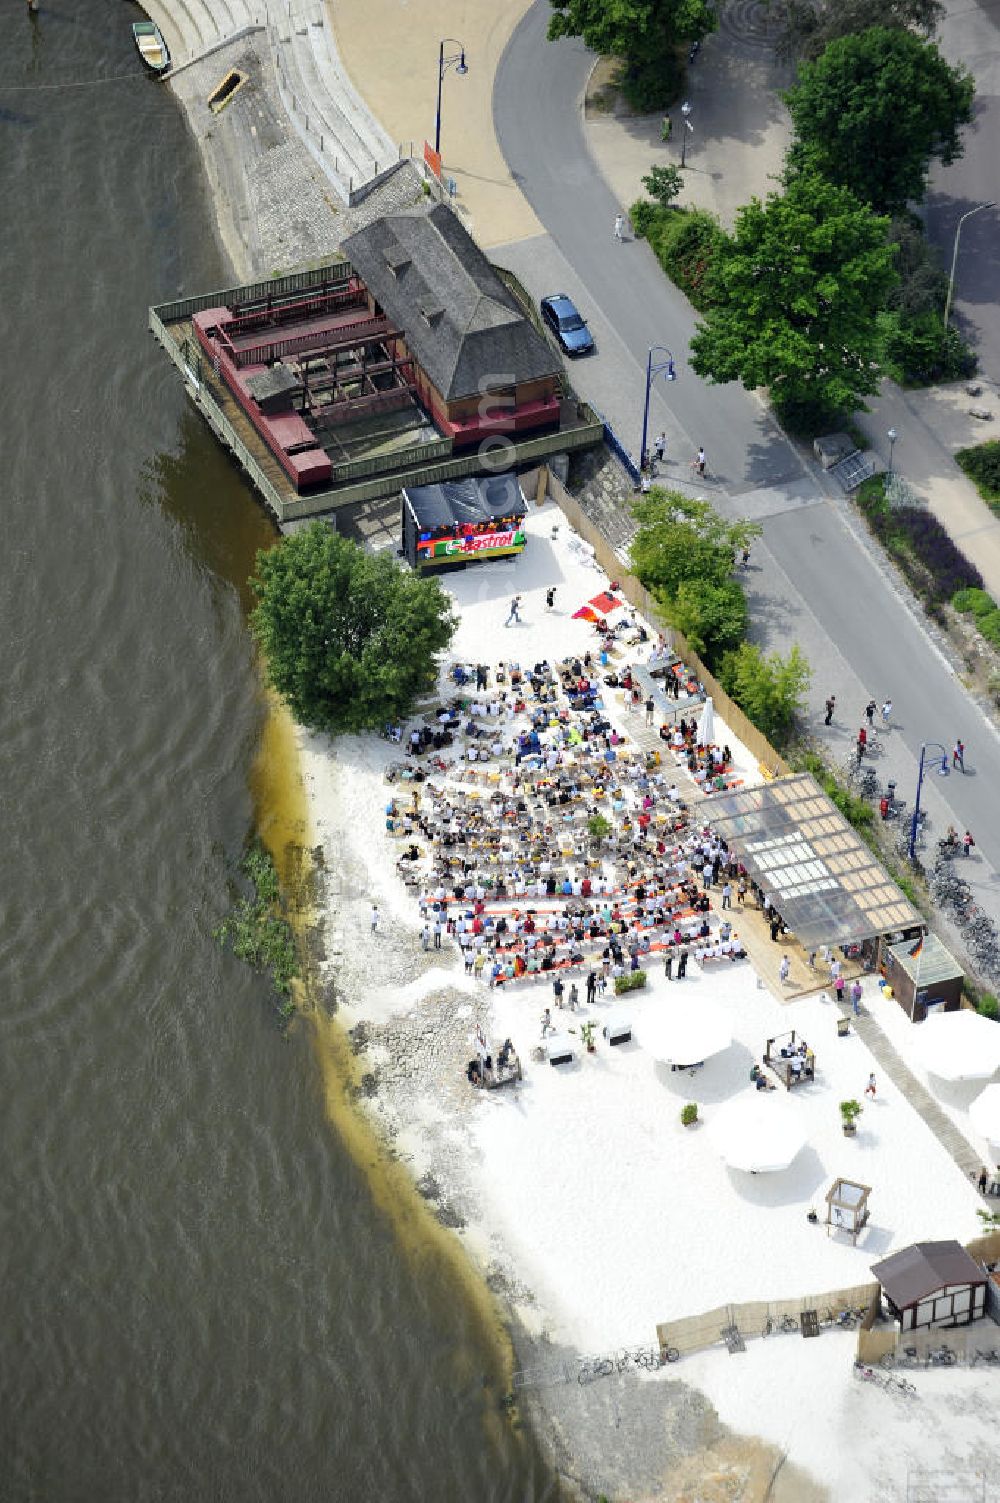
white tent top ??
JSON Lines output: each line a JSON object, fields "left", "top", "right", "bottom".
{"left": 696, "top": 696, "right": 715, "bottom": 748}
{"left": 914, "top": 1010, "right": 1000, "bottom": 1082}
{"left": 637, "top": 1001, "right": 732, "bottom": 1066}
{"left": 969, "top": 1083, "right": 1000, "bottom": 1143}
{"left": 708, "top": 1093, "right": 807, "bottom": 1173}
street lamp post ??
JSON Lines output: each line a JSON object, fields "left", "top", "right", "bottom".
{"left": 640, "top": 345, "right": 677, "bottom": 473}
{"left": 943, "top": 201, "right": 994, "bottom": 330}
{"left": 680, "top": 100, "right": 692, "bottom": 169}
{"left": 887, "top": 427, "right": 897, "bottom": 479}
{"left": 434, "top": 38, "right": 468, "bottom": 158}
{"left": 908, "top": 741, "right": 950, "bottom": 861}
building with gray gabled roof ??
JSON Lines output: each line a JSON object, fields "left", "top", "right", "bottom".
{"left": 342, "top": 202, "right": 561, "bottom": 444}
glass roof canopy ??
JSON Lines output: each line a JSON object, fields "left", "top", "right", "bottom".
{"left": 707, "top": 774, "right": 922, "bottom": 948}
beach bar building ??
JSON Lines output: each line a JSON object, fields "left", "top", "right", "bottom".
{"left": 872, "top": 1240, "right": 987, "bottom": 1331}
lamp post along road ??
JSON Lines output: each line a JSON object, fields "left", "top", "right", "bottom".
{"left": 640, "top": 345, "right": 677, "bottom": 472}
{"left": 943, "top": 201, "right": 994, "bottom": 331}
{"left": 887, "top": 427, "right": 897, "bottom": 479}
{"left": 908, "top": 741, "right": 950, "bottom": 861}
{"left": 434, "top": 39, "right": 468, "bottom": 159}
{"left": 680, "top": 100, "right": 692, "bottom": 169}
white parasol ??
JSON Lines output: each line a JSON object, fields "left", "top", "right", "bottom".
{"left": 969, "top": 1083, "right": 1000, "bottom": 1144}
{"left": 913, "top": 1010, "right": 1000, "bottom": 1082}
{"left": 638, "top": 1000, "right": 732, "bottom": 1067}
{"left": 708, "top": 1094, "right": 807, "bottom": 1173}
{"left": 696, "top": 696, "right": 715, "bottom": 747}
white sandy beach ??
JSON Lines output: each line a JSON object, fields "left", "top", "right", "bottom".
{"left": 298, "top": 498, "right": 1000, "bottom": 1499}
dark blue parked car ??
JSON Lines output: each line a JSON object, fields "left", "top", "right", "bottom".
{"left": 540, "top": 294, "right": 595, "bottom": 356}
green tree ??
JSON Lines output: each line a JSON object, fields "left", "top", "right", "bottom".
{"left": 785, "top": 29, "right": 974, "bottom": 214}
{"left": 641, "top": 163, "right": 683, "bottom": 209}
{"left": 630, "top": 490, "right": 760, "bottom": 600}
{"left": 250, "top": 523, "right": 456, "bottom": 734}
{"left": 666, "top": 578, "right": 748, "bottom": 667}
{"left": 689, "top": 170, "right": 898, "bottom": 429}
{"left": 547, "top": 0, "right": 715, "bottom": 109}
{"left": 719, "top": 643, "right": 812, "bottom": 748}
{"left": 780, "top": 0, "right": 944, "bottom": 63}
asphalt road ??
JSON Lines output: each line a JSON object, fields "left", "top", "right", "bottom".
{"left": 493, "top": 1, "right": 1000, "bottom": 956}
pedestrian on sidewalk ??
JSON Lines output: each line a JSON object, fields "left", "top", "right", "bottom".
{"left": 371, "top": 904, "right": 380, "bottom": 933}
{"left": 661, "top": 114, "right": 672, "bottom": 141}
{"left": 834, "top": 975, "right": 845, "bottom": 1005}
{"left": 504, "top": 595, "right": 522, "bottom": 627}
{"left": 654, "top": 431, "right": 667, "bottom": 464}
{"left": 779, "top": 955, "right": 791, "bottom": 985}
{"left": 953, "top": 738, "right": 965, "bottom": 771}
{"left": 865, "top": 1072, "right": 877, "bottom": 1100}
{"left": 881, "top": 698, "right": 892, "bottom": 726}
{"left": 614, "top": 212, "right": 624, "bottom": 241}
{"left": 823, "top": 694, "right": 836, "bottom": 726}
{"left": 850, "top": 980, "right": 863, "bottom": 1017}
{"left": 963, "top": 829, "right": 975, "bottom": 857}
{"left": 865, "top": 699, "right": 877, "bottom": 726}
{"left": 692, "top": 446, "right": 706, "bottom": 476}
{"left": 545, "top": 586, "right": 556, "bottom": 611}
{"left": 979, "top": 1166, "right": 989, "bottom": 1194}
{"left": 739, "top": 545, "right": 751, "bottom": 568}
{"left": 856, "top": 729, "right": 866, "bottom": 765}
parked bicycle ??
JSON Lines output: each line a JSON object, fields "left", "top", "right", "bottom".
{"left": 762, "top": 1313, "right": 799, "bottom": 1337}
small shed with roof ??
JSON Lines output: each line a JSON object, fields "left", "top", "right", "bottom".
{"left": 871, "top": 1239, "right": 987, "bottom": 1331}
{"left": 883, "top": 933, "right": 964, "bottom": 1022}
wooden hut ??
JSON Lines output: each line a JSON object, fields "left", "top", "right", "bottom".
{"left": 883, "top": 933, "right": 963, "bottom": 1022}
{"left": 871, "top": 1240, "right": 987, "bottom": 1331}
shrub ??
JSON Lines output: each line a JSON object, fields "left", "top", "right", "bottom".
{"left": 977, "top": 993, "right": 999, "bottom": 1021}
{"left": 614, "top": 969, "right": 648, "bottom": 995}
{"left": 630, "top": 199, "right": 659, "bottom": 240}
{"left": 855, "top": 479, "right": 983, "bottom": 606}
{"left": 978, "top": 610, "right": 1000, "bottom": 648}
{"left": 681, "top": 1102, "right": 699, "bottom": 1126}
{"left": 953, "top": 587, "right": 996, "bottom": 617}
{"left": 588, "top": 812, "right": 611, "bottom": 844}
{"left": 956, "top": 440, "right": 1000, "bottom": 503}
{"left": 633, "top": 205, "right": 725, "bottom": 311}
{"left": 879, "top": 308, "right": 975, "bottom": 386}
{"left": 718, "top": 642, "right": 811, "bottom": 749}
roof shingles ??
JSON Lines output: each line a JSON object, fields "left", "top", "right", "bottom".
{"left": 342, "top": 203, "right": 559, "bottom": 402}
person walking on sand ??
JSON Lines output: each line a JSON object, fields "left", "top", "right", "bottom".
{"left": 505, "top": 595, "right": 521, "bottom": 627}
{"left": 371, "top": 904, "right": 380, "bottom": 933}
{"left": 953, "top": 738, "right": 965, "bottom": 771}
{"left": 586, "top": 969, "right": 597, "bottom": 1005}
{"left": 677, "top": 947, "right": 689, "bottom": 979}
{"left": 823, "top": 694, "right": 836, "bottom": 726}
{"left": 664, "top": 950, "right": 673, "bottom": 980}
{"left": 541, "top": 1007, "right": 554, "bottom": 1037}
{"left": 865, "top": 1072, "right": 877, "bottom": 1100}
{"left": 614, "top": 212, "right": 624, "bottom": 241}
{"left": 779, "top": 954, "right": 791, "bottom": 985}
{"left": 544, "top": 586, "right": 556, "bottom": 611}
{"left": 421, "top": 922, "right": 431, "bottom": 951}
{"left": 850, "top": 980, "right": 863, "bottom": 1017}
{"left": 433, "top": 916, "right": 443, "bottom": 949}
{"left": 645, "top": 695, "right": 655, "bottom": 726}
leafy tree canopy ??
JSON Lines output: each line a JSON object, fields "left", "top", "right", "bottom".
{"left": 780, "top": 0, "right": 943, "bottom": 63}
{"left": 719, "top": 643, "right": 812, "bottom": 749}
{"left": 689, "top": 169, "right": 898, "bottom": 428}
{"left": 666, "top": 577, "right": 748, "bottom": 667}
{"left": 250, "top": 523, "right": 456, "bottom": 734}
{"left": 785, "top": 28, "right": 974, "bottom": 214}
{"left": 630, "top": 490, "right": 760, "bottom": 601}
{"left": 548, "top": 0, "right": 713, "bottom": 54}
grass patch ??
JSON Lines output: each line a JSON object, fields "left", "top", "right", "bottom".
{"left": 215, "top": 838, "right": 300, "bottom": 1016}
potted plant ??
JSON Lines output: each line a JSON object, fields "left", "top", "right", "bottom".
{"left": 580, "top": 1020, "right": 597, "bottom": 1053}
{"left": 840, "top": 1100, "right": 863, "bottom": 1137}
{"left": 681, "top": 1102, "right": 699, "bottom": 1128}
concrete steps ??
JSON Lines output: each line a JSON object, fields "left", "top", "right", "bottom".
{"left": 307, "top": 15, "right": 395, "bottom": 177}
{"left": 277, "top": 20, "right": 369, "bottom": 186}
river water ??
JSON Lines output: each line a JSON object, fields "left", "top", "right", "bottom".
{"left": 0, "top": 8, "right": 559, "bottom": 1499}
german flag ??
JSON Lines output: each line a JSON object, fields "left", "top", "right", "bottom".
{"left": 908, "top": 935, "right": 924, "bottom": 959}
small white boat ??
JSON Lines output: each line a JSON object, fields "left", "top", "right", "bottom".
{"left": 132, "top": 20, "right": 170, "bottom": 74}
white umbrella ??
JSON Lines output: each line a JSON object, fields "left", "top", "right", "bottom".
{"left": 913, "top": 1010, "right": 1000, "bottom": 1082}
{"left": 696, "top": 696, "right": 715, "bottom": 747}
{"left": 709, "top": 1095, "right": 807, "bottom": 1173}
{"left": 638, "top": 1000, "right": 731, "bottom": 1067}
{"left": 969, "top": 1083, "right": 1000, "bottom": 1144}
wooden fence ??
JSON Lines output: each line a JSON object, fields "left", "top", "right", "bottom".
{"left": 656, "top": 1281, "right": 879, "bottom": 1359}
{"left": 544, "top": 467, "right": 789, "bottom": 779}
